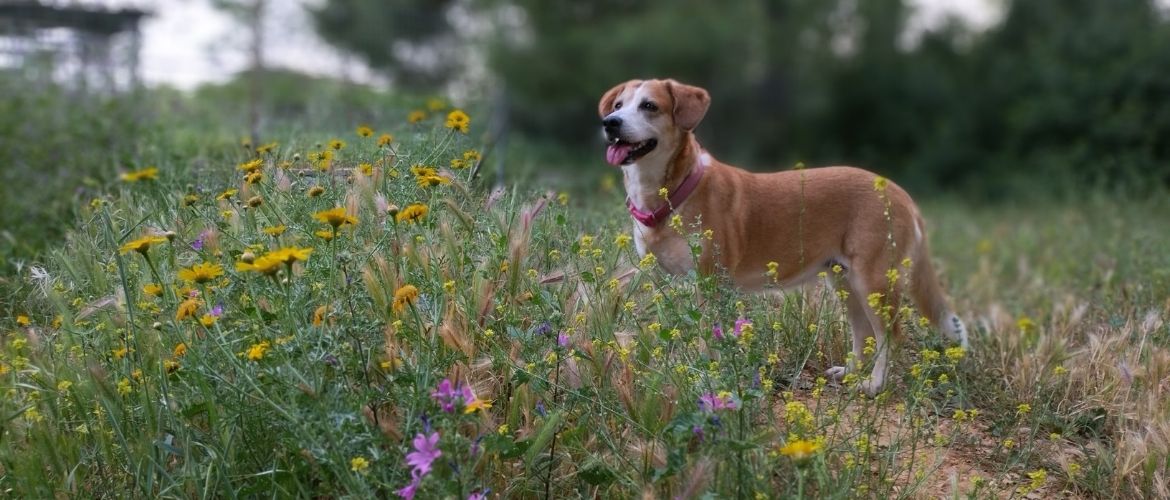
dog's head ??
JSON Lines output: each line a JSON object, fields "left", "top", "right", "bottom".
{"left": 597, "top": 79, "right": 710, "bottom": 166}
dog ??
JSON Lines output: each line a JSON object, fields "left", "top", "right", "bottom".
{"left": 598, "top": 78, "right": 968, "bottom": 396}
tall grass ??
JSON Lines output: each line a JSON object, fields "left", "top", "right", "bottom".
{"left": 3, "top": 104, "right": 1169, "bottom": 498}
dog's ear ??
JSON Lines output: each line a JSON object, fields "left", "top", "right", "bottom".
{"left": 666, "top": 80, "right": 710, "bottom": 131}
{"left": 598, "top": 82, "right": 626, "bottom": 118}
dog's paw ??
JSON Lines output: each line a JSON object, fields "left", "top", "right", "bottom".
{"left": 825, "top": 366, "right": 848, "bottom": 381}
{"left": 859, "top": 379, "right": 884, "bottom": 398}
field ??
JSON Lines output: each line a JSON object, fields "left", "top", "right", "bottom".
{"left": 3, "top": 107, "right": 1170, "bottom": 498}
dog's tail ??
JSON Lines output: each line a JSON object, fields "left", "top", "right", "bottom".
{"left": 908, "top": 215, "right": 969, "bottom": 348}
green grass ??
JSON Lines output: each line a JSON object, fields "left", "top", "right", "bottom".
{"left": 3, "top": 107, "right": 1170, "bottom": 498}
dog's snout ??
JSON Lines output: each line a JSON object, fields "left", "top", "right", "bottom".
{"left": 602, "top": 116, "right": 622, "bottom": 130}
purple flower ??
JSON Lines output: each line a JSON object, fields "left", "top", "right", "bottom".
{"left": 470, "top": 435, "right": 483, "bottom": 457}
{"left": 557, "top": 332, "right": 569, "bottom": 348}
{"left": 535, "top": 321, "right": 553, "bottom": 336}
{"left": 535, "top": 400, "right": 547, "bottom": 417}
{"left": 712, "top": 324, "right": 724, "bottom": 340}
{"left": 467, "top": 489, "right": 490, "bottom": 500}
{"left": 396, "top": 473, "right": 421, "bottom": 499}
{"left": 698, "top": 392, "right": 737, "bottom": 413}
{"left": 191, "top": 238, "right": 203, "bottom": 251}
{"left": 692, "top": 424, "right": 705, "bottom": 443}
{"left": 405, "top": 432, "right": 442, "bottom": 477}
{"left": 733, "top": 317, "right": 752, "bottom": 337}
{"left": 210, "top": 304, "right": 224, "bottom": 317}
{"left": 431, "top": 379, "right": 459, "bottom": 413}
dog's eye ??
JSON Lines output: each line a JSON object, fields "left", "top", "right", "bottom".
{"left": 640, "top": 101, "right": 658, "bottom": 112}
{"left": 614, "top": 101, "right": 623, "bottom": 110}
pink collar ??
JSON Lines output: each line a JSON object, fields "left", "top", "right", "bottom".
{"left": 626, "top": 152, "right": 708, "bottom": 227}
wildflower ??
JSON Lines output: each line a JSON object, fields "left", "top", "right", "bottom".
{"left": 1018, "top": 316, "right": 1036, "bottom": 334}
{"left": 698, "top": 392, "right": 737, "bottom": 412}
{"left": 350, "top": 456, "right": 370, "bottom": 473}
{"left": 358, "top": 163, "right": 373, "bottom": 176}
{"left": 313, "top": 207, "right": 358, "bottom": 228}
{"left": 1003, "top": 438, "right": 1015, "bottom": 449}
{"left": 173, "top": 343, "right": 188, "bottom": 357}
{"left": 638, "top": 253, "right": 657, "bottom": 270}
{"left": 1026, "top": 469, "right": 1047, "bottom": 491}
{"left": 416, "top": 174, "right": 451, "bottom": 188}
{"left": 236, "top": 254, "right": 283, "bottom": 275}
{"left": 463, "top": 149, "right": 481, "bottom": 162}
{"left": 217, "top": 189, "right": 238, "bottom": 201}
{"left": 268, "top": 246, "right": 313, "bottom": 264}
{"left": 176, "top": 298, "right": 201, "bottom": 321}
{"left": 467, "top": 490, "right": 489, "bottom": 500}
{"left": 121, "top": 166, "right": 159, "bottom": 182}
{"left": 784, "top": 401, "right": 815, "bottom": 429}
{"left": 1053, "top": 365, "right": 1067, "bottom": 376}
{"left": 497, "top": 424, "right": 509, "bottom": 435}
{"left": 112, "top": 346, "right": 129, "bottom": 359}
{"left": 734, "top": 317, "right": 753, "bottom": 337}
{"left": 57, "top": 380, "right": 73, "bottom": 392}
{"left": 116, "top": 377, "right": 132, "bottom": 395}
{"left": 178, "top": 262, "right": 225, "bottom": 284}
{"left": 464, "top": 395, "right": 493, "bottom": 414}
{"left": 1016, "top": 403, "right": 1031, "bottom": 416}
{"left": 407, "top": 110, "right": 427, "bottom": 123}
{"left": 445, "top": 109, "right": 470, "bottom": 133}
{"left": 867, "top": 292, "right": 884, "bottom": 309}
{"left": 614, "top": 233, "right": 631, "bottom": 249}
{"left": 450, "top": 158, "right": 467, "bottom": 169}
{"left": 557, "top": 332, "right": 570, "bottom": 348}
{"left": 182, "top": 193, "right": 200, "bottom": 207}
{"left": 256, "top": 142, "right": 278, "bottom": 154}
{"left": 712, "top": 324, "right": 724, "bottom": 340}
{"left": 307, "top": 185, "right": 325, "bottom": 197}
{"left": 16, "top": 315, "right": 30, "bottom": 327}
{"left": 246, "top": 196, "right": 263, "bottom": 208}
{"left": 558, "top": 192, "right": 569, "bottom": 206}
{"left": 237, "top": 158, "right": 263, "bottom": 173}
{"left": 356, "top": 125, "right": 374, "bottom": 138}
{"left": 245, "top": 172, "right": 263, "bottom": 185}
{"left": 393, "top": 284, "right": 419, "bottom": 313}
{"left": 246, "top": 341, "right": 271, "bottom": 361}
{"left": 263, "top": 225, "right": 286, "bottom": 237}
{"left": 406, "top": 431, "right": 442, "bottom": 476}
{"left": 329, "top": 139, "right": 346, "bottom": 151}
{"left": 119, "top": 235, "right": 168, "bottom": 255}
{"left": 945, "top": 346, "right": 965, "bottom": 363}
{"left": 872, "top": 176, "right": 888, "bottom": 191}
{"left": 396, "top": 203, "right": 429, "bottom": 224}
{"left": 315, "top": 230, "right": 335, "bottom": 241}
{"left": 778, "top": 439, "right": 822, "bottom": 460}
{"left": 199, "top": 314, "right": 217, "bottom": 327}
{"left": 427, "top": 97, "right": 446, "bottom": 111}
{"left": 377, "top": 133, "right": 394, "bottom": 147}
{"left": 312, "top": 305, "right": 327, "bottom": 326}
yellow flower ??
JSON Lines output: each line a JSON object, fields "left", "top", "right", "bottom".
{"left": 307, "top": 185, "right": 325, "bottom": 198}
{"left": 395, "top": 203, "right": 428, "bottom": 224}
{"left": 557, "top": 192, "right": 569, "bottom": 205}
{"left": 245, "top": 172, "right": 263, "bottom": 185}
{"left": 778, "top": 439, "right": 821, "bottom": 460}
{"left": 263, "top": 225, "right": 287, "bottom": 237}
{"left": 638, "top": 253, "right": 657, "bottom": 270}
{"left": 872, "top": 176, "right": 888, "bottom": 191}
{"left": 57, "top": 380, "right": 73, "bottom": 392}
{"left": 236, "top": 254, "right": 283, "bottom": 275}
{"left": 315, "top": 229, "right": 335, "bottom": 241}
{"left": 1016, "top": 403, "right": 1031, "bottom": 416}
{"left": 416, "top": 174, "right": 451, "bottom": 188}
{"left": 393, "top": 284, "right": 419, "bottom": 313}
{"left": 358, "top": 163, "right": 373, "bottom": 176}
{"left": 329, "top": 139, "right": 346, "bottom": 151}
{"left": 312, "top": 305, "right": 327, "bottom": 326}
{"left": 464, "top": 398, "right": 493, "bottom": 414}
{"left": 16, "top": 315, "right": 30, "bottom": 327}
{"left": 246, "top": 195, "right": 263, "bottom": 208}
{"left": 463, "top": 149, "right": 481, "bottom": 162}
{"left": 268, "top": 246, "right": 313, "bottom": 264}
{"left": 164, "top": 359, "right": 180, "bottom": 373}
{"left": 178, "top": 262, "right": 225, "bottom": 284}
{"left": 173, "top": 342, "right": 188, "bottom": 357}
{"left": 176, "top": 298, "right": 201, "bottom": 321}
{"left": 182, "top": 193, "right": 200, "bottom": 207}
{"left": 1018, "top": 316, "right": 1036, "bottom": 334}
{"left": 377, "top": 133, "right": 394, "bottom": 147}
{"left": 407, "top": 110, "right": 426, "bottom": 123}
{"left": 445, "top": 109, "right": 470, "bottom": 133}
{"left": 945, "top": 346, "right": 965, "bottom": 363}
{"left": 246, "top": 341, "right": 271, "bottom": 361}
{"left": 199, "top": 314, "right": 217, "bottom": 327}
{"left": 614, "top": 233, "right": 632, "bottom": 249}
{"left": 410, "top": 164, "right": 437, "bottom": 177}
{"left": 119, "top": 235, "right": 168, "bottom": 255}
{"left": 256, "top": 142, "right": 278, "bottom": 154}
{"left": 116, "top": 377, "right": 132, "bottom": 395}
{"left": 449, "top": 158, "right": 467, "bottom": 169}
{"left": 217, "top": 188, "right": 238, "bottom": 200}
{"left": 120, "top": 166, "right": 159, "bottom": 182}
{"left": 112, "top": 346, "right": 129, "bottom": 359}
{"left": 356, "top": 125, "right": 373, "bottom": 138}
{"left": 313, "top": 207, "right": 358, "bottom": 228}
{"left": 237, "top": 158, "right": 264, "bottom": 173}
{"left": 350, "top": 456, "right": 370, "bottom": 474}
{"left": 426, "top": 97, "right": 446, "bottom": 111}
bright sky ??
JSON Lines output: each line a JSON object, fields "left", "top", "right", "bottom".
{"left": 97, "top": 0, "right": 1004, "bottom": 90}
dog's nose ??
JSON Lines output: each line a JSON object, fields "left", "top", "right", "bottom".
{"left": 602, "top": 116, "right": 622, "bottom": 130}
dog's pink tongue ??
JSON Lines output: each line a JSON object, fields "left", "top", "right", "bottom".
{"left": 605, "top": 143, "right": 631, "bottom": 166}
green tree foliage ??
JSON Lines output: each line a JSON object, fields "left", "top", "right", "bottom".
{"left": 310, "top": 0, "right": 1170, "bottom": 194}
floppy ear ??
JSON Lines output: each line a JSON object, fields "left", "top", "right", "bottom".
{"left": 598, "top": 82, "right": 626, "bottom": 118}
{"left": 666, "top": 80, "right": 710, "bottom": 131}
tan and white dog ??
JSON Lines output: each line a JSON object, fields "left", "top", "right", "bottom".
{"left": 599, "top": 78, "right": 968, "bottom": 395}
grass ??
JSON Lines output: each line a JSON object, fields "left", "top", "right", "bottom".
{"left": 2, "top": 104, "right": 1170, "bottom": 498}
